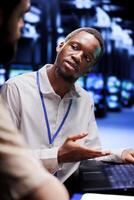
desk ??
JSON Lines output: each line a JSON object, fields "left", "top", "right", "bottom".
{"left": 71, "top": 193, "right": 134, "bottom": 200}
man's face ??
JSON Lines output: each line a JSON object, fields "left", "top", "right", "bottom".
{"left": 55, "top": 31, "right": 101, "bottom": 83}
{"left": 0, "top": 0, "right": 30, "bottom": 64}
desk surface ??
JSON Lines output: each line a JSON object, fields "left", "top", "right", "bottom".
{"left": 71, "top": 193, "right": 134, "bottom": 200}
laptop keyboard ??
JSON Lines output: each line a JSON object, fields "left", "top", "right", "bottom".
{"left": 104, "top": 164, "right": 134, "bottom": 188}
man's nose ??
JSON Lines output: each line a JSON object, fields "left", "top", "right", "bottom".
{"left": 72, "top": 51, "right": 83, "bottom": 63}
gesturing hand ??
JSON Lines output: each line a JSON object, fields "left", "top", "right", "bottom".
{"left": 58, "top": 133, "right": 111, "bottom": 164}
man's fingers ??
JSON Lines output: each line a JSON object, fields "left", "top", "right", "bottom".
{"left": 98, "top": 151, "right": 111, "bottom": 157}
{"left": 84, "top": 148, "right": 112, "bottom": 158}
{"left": 67, "top": 133, "right": 88, "bottom": 142}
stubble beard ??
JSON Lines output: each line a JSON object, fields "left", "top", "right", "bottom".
{"left": 56, "top": 66, "right": 79, "bottom": 84}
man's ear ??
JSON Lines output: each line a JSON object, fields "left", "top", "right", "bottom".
{"left": 56, "top": 42, "right": 65, "bottom": 52}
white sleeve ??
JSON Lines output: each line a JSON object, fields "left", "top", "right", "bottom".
{"left": 84, "top": 96, "right": 124, "bottom": 163}
{"left": 84, "top": 97, "right": 102, "bottom": 150}
{"left": 0, "top": 95, "right": 50, "bottom": 199}
{"left": 29, "top": 147, "right": 60, "bottom": 174}
{"left": 1, "top": 82, "right": 21, "bottom": 129}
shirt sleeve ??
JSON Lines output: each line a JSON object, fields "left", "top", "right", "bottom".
{"left": 84, "top": 95, "right": 125, "bottom": 163}
{"left": 28, "top": 147, "right": 60, "bottom": 174}
{"left": 1, "top": 82, "right": 21, "bottom": 129}
{"left": 84, "top": 96, "right": 102, "bottom": 150}
{"left": 0, "top": 95, "right": 51, "bottom": 199}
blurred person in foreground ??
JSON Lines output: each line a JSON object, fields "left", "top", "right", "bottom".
{"left": 0, "top": 0, "right": 69, "bottom": 199}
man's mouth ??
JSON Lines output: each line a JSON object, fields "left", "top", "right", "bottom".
{"left": 65, "top": 60, "right": 79, "bottom": 72}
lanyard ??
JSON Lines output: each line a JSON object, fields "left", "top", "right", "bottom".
{"left": 36, "top": 71, "right": 72, "bottom": 147}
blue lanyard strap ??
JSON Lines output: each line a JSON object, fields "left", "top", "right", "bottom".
{"left": 36, "top": 71, "right": 72, "bottom": 146}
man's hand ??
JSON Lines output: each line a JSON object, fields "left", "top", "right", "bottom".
{"left": 58, "top": 133, "right": 111, "bottom": 163}
{"left": 121, "top": 149, "right": 134, "bottom": 163}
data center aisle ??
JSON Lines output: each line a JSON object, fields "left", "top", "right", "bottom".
{"left": 96, "top": 107, "right": 134, "bottom": 150}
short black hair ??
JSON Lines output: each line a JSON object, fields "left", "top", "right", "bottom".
{"left": 64, "top": 27, "right": 104, "bottom": 66}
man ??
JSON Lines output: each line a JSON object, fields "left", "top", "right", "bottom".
{"left": 0, "top": 0, "right": 69, "bottom": 199}
{"left": 1, "top": 27, "right": 134, "bottom": 185}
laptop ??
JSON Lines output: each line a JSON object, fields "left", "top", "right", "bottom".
{"left": 79, "top": 160, "right": 134, "bottom": 195}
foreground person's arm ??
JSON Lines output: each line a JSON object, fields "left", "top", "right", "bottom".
{"left": 0, "top": 95, "right": 69, "bottom": 200}
{"left": 21, "top": 175, "right": 69, "bottom": 200}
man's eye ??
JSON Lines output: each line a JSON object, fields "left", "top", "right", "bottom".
{"left": 71, "top": 44, "right": 78, "bottom": 50}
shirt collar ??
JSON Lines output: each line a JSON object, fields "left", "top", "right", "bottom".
{"left": 38, "top": 64, "right": 82, "bottom": 99}
{"left": 38, "top": 64, "right": 55, "bottom": 94}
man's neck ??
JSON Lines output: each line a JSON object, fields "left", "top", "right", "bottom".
{"left": 47, "top": 65, "right": 73, "bottom": 98}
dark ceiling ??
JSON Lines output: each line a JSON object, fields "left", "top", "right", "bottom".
{"left": 101, "top": 0, "right": 134, "bottom": 41}
{"left": 32, "top": 0, "right": 134, "bottom": 23}
{"left": 31, "top": 0, "right": 134, "bottom": 38}
{"left": 58, "top": 0, "right": 134, "bottom": 41}
{"left": 102, "top": 0, "right": 134, "bottom": 22}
